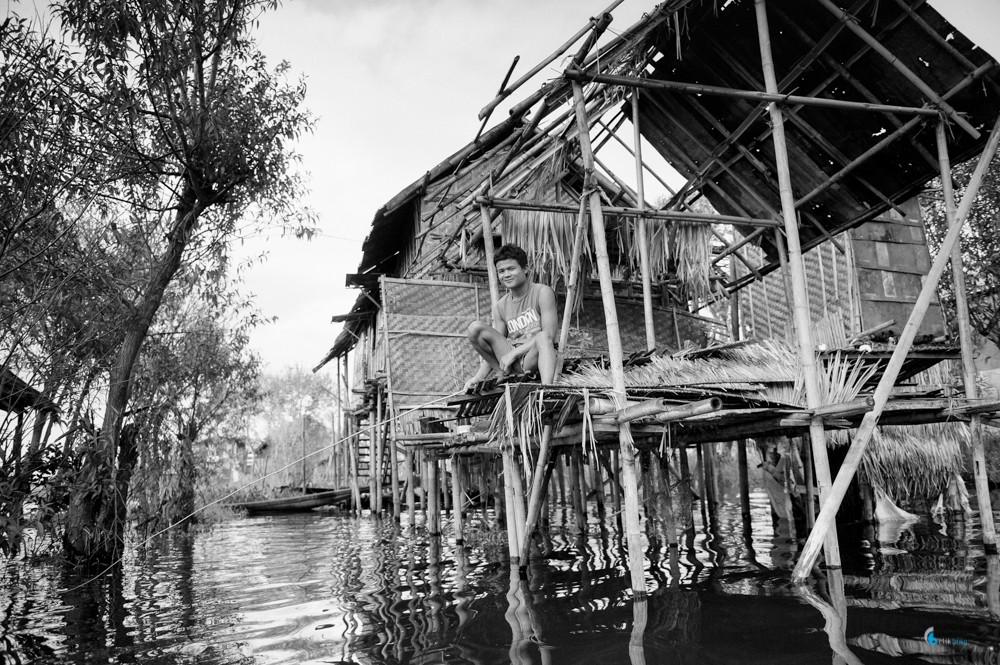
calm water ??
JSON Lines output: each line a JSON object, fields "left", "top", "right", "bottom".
{"left": 3, "top": 486, "right": 1000, "bottom": 664}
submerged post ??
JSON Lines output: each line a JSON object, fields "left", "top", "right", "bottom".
{"left": 935, "top": 122, "right": 997, "bottom": 553}
{"left": 793, "top": 114, "right": 1000, "bottom": 582}
{"left": 754, "top": 0, "right": 841, "bottom": 568}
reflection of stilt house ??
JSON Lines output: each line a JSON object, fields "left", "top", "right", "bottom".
{"left": 318, "top": 0, "right": 1000, "bottom": 588}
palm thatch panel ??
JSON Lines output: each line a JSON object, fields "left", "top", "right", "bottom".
{"left": 829, "top": 422, "right": 968, "bottom": 501}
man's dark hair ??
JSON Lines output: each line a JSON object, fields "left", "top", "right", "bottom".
{"left": 494, "top": 243, "right": 528, "bottom": 268}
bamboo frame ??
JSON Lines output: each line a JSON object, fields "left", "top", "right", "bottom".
{"left": 572, "top": 78, "right": 647, "bottom": 595}
{"left": 565, "top": 69, "right": 941, "bottom": 117}
{"left": 477, "top": 1, "right": 626, "bottom": 120}
{"left": 755, "top": 0, "right": 841, "bottom": 568}
{"left": 792, "top": 113, "right": 1000, "bottom": 583}
{"left": 477, "top": 196, "right": 781, "bottom": 227}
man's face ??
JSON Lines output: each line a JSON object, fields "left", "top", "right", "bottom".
{"left": 496, "top": 258, "right": 528, "bottom": 290}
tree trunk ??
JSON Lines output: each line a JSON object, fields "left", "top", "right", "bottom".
{"left": 64, "top": 187, "right": 202, "bottom": 562}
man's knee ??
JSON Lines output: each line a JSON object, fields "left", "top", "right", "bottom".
{"left": 466, "top": 321, "right": 487, "bottom": 341}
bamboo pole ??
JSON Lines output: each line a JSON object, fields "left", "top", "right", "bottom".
{"left": 755, "top": 0, "right": 841, "bottom": 569}
{"left": 572, "top": 79, "right": 647, "bottom": 594}
{"left": 569, "top": 449, "right": 586, "bottom": 534}
{"left": 555, "top": 195, "right": 590, "bottom": 379}
{"left": 479, "top": 203, "right": 502, "bottom": 306}
{"left": 502, "top": 448, "right": 521, "bottom": 561}
{"left": 802, "top": 436, "right": 815, "bottom": 529}
{"left": 427, "top": 456, "right": 440, "bottom": 537}
{"left": 380, "top": 297, "right": 401, "bottom": 521}
{"left": 792, "top": 113, "right": 1000, "bottom": 582}
{"left": 451, "top": 456, "right": 465, "bottom": 543}
{"left": 373, "top": 392, "right": 383, "bottom": 515}
{"left": 737, "top": 439, "right": 751, "bottom": 521}
{"left": 406, "top": 449, "right": 415, "bottom": 527}
{"left": 477, "top": 1, "right": 625, "bottom": 120}
{"left": 935, "top": 122, "right": 997, "bottom": 552}
{"left": 565, "top": 69, "right": 941, "bottom": 117}
{"left": 632, "top": 89, "right": 656, "bottom": 351}
{"left": 477, "top": 196, "right": 781, "bottom": 227}
{"left": 518, "top": 426, "right": 554, "bottom": 563}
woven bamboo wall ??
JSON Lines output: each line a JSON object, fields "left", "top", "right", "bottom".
{"left": 380, "top": 277, "right": 710, "bottom": 406}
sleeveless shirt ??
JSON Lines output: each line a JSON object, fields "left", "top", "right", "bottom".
{"left": 497, "top": 283, "right": 543, "bottom": 347}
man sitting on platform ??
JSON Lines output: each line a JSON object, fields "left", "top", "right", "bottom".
{"left": 464, "top": 243, "right": 557, "bottom": 390}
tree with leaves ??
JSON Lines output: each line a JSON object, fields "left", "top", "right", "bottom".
{"left": 921, "top": 154, "right": 1000, "bottom": 347}
{"left": 43, "top": 0, "right": 313, "bottom": 562}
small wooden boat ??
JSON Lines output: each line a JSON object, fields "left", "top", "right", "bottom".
{"left": 228, "top": 488, "right": 352, "bottom": 514}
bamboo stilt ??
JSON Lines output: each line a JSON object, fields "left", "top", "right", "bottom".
{"left": 591, "top": 453, "right": 606, "bottom": 519}
{"left": 608, "top": 449, "right": 622, "bottom": 521}
{"left": 793, "top": 113, "right": 1000, "bottom": 582}
{"left": 451, "top": 456, "right": 464, "bottom": 543}
{"left": 572, "top": 78, "right": 647, "bottom": 595}
{"left": 494, "top": 457, "right": 507, "bottom": 530}
{"left": 737, "top": 440, "right": 751, "bottom": 520}
{"left": 350, "top": 418, "right": 361, "bottom": 517}
{"left": 502, "top": 448, "right": 521, "bottom": 562}
{"left": 370, "top": 400, "right": 380, "bottom": 516}
{"left": 703, "top": 442, "right": 719, "bottom": 513}
{"left": 802, "top": 436, "right": 816, "bottom": 529}
{"left": 755, "top": 0, "right": 841, "bottom": 569}
{"left": 427, "top": 456, "right": 440, "bottom": 536}
{"left": 417, "top": 450, "right": 427, "bottom": 525}
{"left": 567, "top": 449, "right": 583, "bottom": 534}
{"left": 936, "top": 122, "right": 997, "bottom": 553}
{"left": 653, "top": 454, "right": 678, "bottom": 547}
{"left": 406, "top": 449, "right": 415, "bottom": 527}
{"left": 519, "top": 426, "right": 554, "bottom": 562}
{"left": 556, "top": 453, "right": 567, "bottom": 506}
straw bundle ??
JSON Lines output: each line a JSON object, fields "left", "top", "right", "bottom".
{"left": 625, "top": 220, "right": 713, "bottom": 304}
{"left": 828, "top": 423, "right": 968, "bottom": 500}
{"left": 500, "top": 147, "right": 593, "bottom": 301}
{"left": 560, "top": 340, "right": 798, "bottom": 390}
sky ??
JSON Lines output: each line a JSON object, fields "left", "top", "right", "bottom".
{"left": 236, "top": 0, "right": 1000, "bottom": 376}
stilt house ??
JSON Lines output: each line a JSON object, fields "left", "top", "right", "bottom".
{"left": 316, "top": 0, "right": 1000, "bottom": 586}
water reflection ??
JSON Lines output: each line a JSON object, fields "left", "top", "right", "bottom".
{"left": 0, "top": 487, "right": 998, "bottom": 664}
